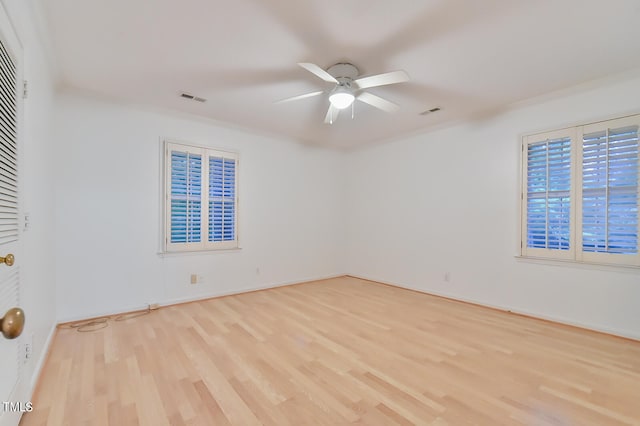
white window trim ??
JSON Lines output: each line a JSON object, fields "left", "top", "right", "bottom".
{"left": 520, "top": 114, "right": 640, "bottom": 267}
{"left": 163, "top": 140, "right": 239, "bottom": 253}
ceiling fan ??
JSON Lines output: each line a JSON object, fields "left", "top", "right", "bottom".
{"left": 276, "top": 62, "right": 409, "bottom": 124}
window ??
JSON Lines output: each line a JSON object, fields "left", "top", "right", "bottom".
{"left": 164, "top": 142, "right": 238, "bottom": 251}
{"left": 521, "top": 115, "right": 639, "bottom": 266}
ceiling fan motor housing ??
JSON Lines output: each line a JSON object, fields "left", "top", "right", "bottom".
{"left": 328, "top": 64, "right": 359, "bottom": 110}
{"left": 336, "top": 78, "right": 353, "bottom": 89}
{"left": 327, "top": 63, "right": 359, "bottom": 80}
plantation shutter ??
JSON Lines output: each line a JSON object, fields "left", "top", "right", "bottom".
{"left": 165, "top": 142, "right": 238, "bottom": 251}
{"left": 0, "top": 38, "right": 18, "bottom": 246}
{"left": 208, "top": 155, "right": 236, "bottom": 242}
{"left": 525, "top": 135, "right": 572, "bottom": 254}
{"left": 582, "top": 123, "right": 638, "bottom": 256}
{"left": 521, "top": 115, "right": 640, "bottom": 265}
{"left": 170, "top": 150, "right": 202, "bottom": 244}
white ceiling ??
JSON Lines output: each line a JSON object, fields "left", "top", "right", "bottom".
{"left": 40, "top": 0, "right": 640, "bottom": 149}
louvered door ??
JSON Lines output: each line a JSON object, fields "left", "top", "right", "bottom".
{"left": 0, "top": 3, "right": 25, "bottom": 426}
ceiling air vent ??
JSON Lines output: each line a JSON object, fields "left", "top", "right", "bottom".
{"left": 180, "top": 93, "right": 207, "bottom": 103}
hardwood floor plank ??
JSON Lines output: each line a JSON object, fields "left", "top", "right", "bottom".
{"left": 21, "top": 277, "right": 640, "bottom": 425}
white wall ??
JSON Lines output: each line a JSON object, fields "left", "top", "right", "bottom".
{"left": 54, "top": 94, "right": 346, "bottom": 321}
{"left": 54, "top": 73, "right": 640, "bottom": 339}
{"left": 50, "top": 56, "right": 640, "bottom": 339}
{"left": 1, "top": 0, "right": 58, "bottom": 395}
{"left": 346, "top": 72, "right": 640, "bottom": 340}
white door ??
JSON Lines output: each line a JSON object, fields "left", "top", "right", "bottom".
{"left": 0, "top": 3, "right": 25, "bottom": 426}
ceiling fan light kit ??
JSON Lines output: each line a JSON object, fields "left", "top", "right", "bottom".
{"left": 329, "top": 85, "right": 355, "bottom": 109}
{"left": 276, "top": 62, "right": 409, "bottom": 124}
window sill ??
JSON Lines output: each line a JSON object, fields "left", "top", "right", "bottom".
{"left": 158, "top": 247, "right": 242, "bottom": 257}
{"left": 514, "top": 255, "right": 640, "bottom": 271}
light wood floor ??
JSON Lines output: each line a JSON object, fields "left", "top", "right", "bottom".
{"left": 21, "top": 276, "right": 640, "bottom": 425}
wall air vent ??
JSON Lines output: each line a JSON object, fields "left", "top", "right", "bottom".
{"left": 420, "top": 107, "right": 441, "bottom": 115}
{"left": 180, "top": 93, "right": 207, "bottom": 103}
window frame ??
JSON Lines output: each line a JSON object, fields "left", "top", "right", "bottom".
{"left": 520, "top": 114, "right": 640, "bottom": 267}
{"left": 163, "top": 140, "right": 239, "bottom": 253}
{"left": 520, "top": 127, "right": 578, "bottom": 261}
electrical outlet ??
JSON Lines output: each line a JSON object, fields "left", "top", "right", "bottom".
{"left": 148, "top": 303, "right": 160, "bottom": 310}
{"left": 190, "top": 274, "right": 198, "bottom": 284}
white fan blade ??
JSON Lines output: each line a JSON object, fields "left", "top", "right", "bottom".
{"left": 298, "top": 63, "right": 338, "bottom": 83}
{"left": 354, "top": 70, "right": 409, "bottom": 89}
{"left": 357, "top": 92, "right": 400, "bottom": 113}
{"left": 275, "top": 91, "right": 323, "bottom": 104}
{"left": 324, "top": 104, "right": 338, "bottom": 124}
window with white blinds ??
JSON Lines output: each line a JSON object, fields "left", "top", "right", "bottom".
{"left": 526, "top": 136, "right": 571, "bottom": 251}
{"left": 521, "top": 115, "right": 640, "bottom": 266}
{"left": 170, "top": 150, "right": 202, "bottom": 244}
{"left": 165, "top": 142, "right": 238, "bottom": 252}
{"left": 208, "top": 156, "right": 236, "bottom": 242}
{"left": 581, "top": 120, "right": 638, "bottom": 264}
{"left": 0, "top": 37, "right": 18, "bottom": 246}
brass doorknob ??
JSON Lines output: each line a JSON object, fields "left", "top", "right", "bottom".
{"left": 0, "top": 253, "right": 14, "bottom": 266}
{"left": 1, "top": 307, "right": 25, "bottom": 339}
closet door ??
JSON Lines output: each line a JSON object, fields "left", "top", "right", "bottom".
{"left": 0, "top": 2, "right": 26, "bottom": 425}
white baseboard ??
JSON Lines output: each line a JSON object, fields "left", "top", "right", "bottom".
{"left": 54, "top": 272, "right": 640, "bottom": 341}
{"left": 57, "top": 273, "right": 347, "bottom": 324}
{"left": 156, "top": 273, "right": 347, "bottom": 308}
{"left": 28, "top": 322, "right": 57, "bottom": 397}
{"left": 57, "top": 303, "right": 150, "bottom": 324}
{"left": 347, "top": 274, "right": 640, "bottom": 342}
